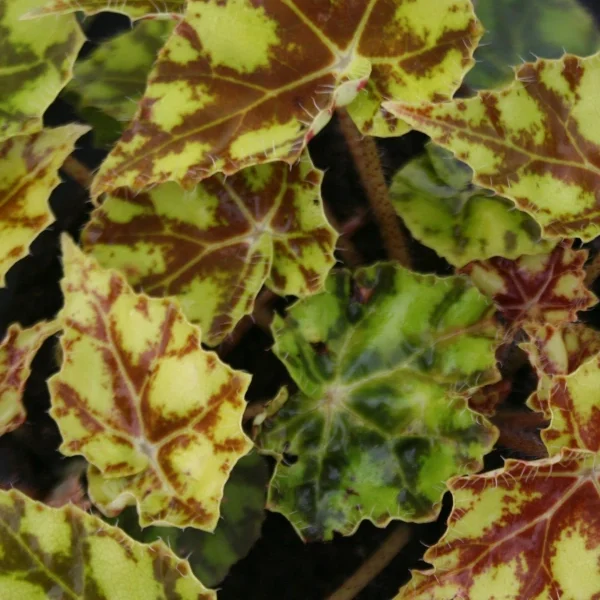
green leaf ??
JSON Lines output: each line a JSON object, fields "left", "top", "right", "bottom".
{"left": 0, "top": 124, "right": 90, "bottom": 286}
{"left": 466, "top": 0, "right": 600, "bottom": 89}
{"left": 395, "top": 448, "right": 600, "bottom": 600}
{"left": 386, "top": 53, "right": 600, "bottom": 241}
{"left": 389, "top": 144, "right": 553, "bottom": 267}
{"left": 26, "top": 0, "right": 185, "bottom": 20}
{"left": 258, "top": 263, "right": 500, "bottom": 541}
{"left": 49, "top": 237, "right": 253, "bottom": 529}
{"left": 99, "top": 452, "right": 269, "bottom": 588}
{"left": 0, "top": 320, "right": 60, "bottom": 436}
{"left": 90, "top": 0, "right": 481, "bottom": 195}
{"left": 68, "top": 20, "right": 175, "bottom": 124}
{"left": 0, "top": 488, "right": 215, "bottom": 599}
{"left": 0, "top": 0, "right": 84, "bottom": 141}
{"left": 82, "top": 156, "right": 338, "bottom": 346}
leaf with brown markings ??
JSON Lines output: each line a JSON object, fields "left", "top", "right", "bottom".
{"left": 27, "top": 0, "right": 185, "bottom": 20}
{"left": 49, "top": 237, "right": 252, "bottom": 529}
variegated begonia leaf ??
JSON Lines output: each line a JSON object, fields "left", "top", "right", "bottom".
{"left": 0, "top": 320, "right": 60, "bottom": 436}
{"left": 27, "top": 0, "right": 185, "bottom": 20}
{"left": 521, "top": 323, "right": 600, "bottom": 416}
{"left": 258, "top": 263, "right": 501, "bottom": 541}
{"left": 461, "top": 244, "right": 597, "bottom": 326}
{"left": 386, "top": 54, "right": 600, "bottom": 241}
{"left": 0, "top": 124, "right": 90, "bottom": 286}
{"left": 90, "top": 0, "right": 482, "bottom": 196}
{"left": 468, "top": 379, "right": 511, "bottom": 417}
{"left": 68, "top": 20, "right": 175, "bottom": 124}
{"left": 82, "top": 156, "right": 337, "bottom": 346}
{"left": 395, "top": 448, "right": 600, "bottom": 600}
{"left": 96, "top": 452, "right": 269, "bottom": 588}
{"left": 466, "top": 0, "right": 600, "bottom": 90}
{"left": 389, "top": 143, "right": 552, "bottom": 267}
{"left": 0, "top": 488, "right": 215, "bottom": 599}
{"left": 0, "top": 0, "right": 84, "bottom": 141}
{"left": 49, "top": 237, "right": 253, "bottom": 529}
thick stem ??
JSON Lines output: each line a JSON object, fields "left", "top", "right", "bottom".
{"left": 326, "top": 525, "right": 411, "bottom": 600}
{"left": 61, "top": 155, "right": 94, "bottom": 190}
{"left": 336, "top": 108, "right": 410, "bottom": 267}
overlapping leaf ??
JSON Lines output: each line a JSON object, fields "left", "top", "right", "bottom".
{"left": 97, "top": 452, "right": 269, "bottom": 587}
{"left": 0, "top": 488, "right": 215, "bottom": 599}
{"left": 386, "top": 53, "right": 600, "bottom": 241}
{"left": 461, "top": 244, "right": 597, "bottom": 326}
{"left": 522, "top": 323, "right": 600, "bottom": 415}
{"left": 27, "top": 0, "right": 185, "bottom": 19}
{"left": 0, "top": 0, "right": 84, "bottom": 141}
{"left": 395, "top": 449, "right": 600, "bottom": 600}
{"left": 0, "top": 320, "right": 60, "bottom": 436}
{"left": 467, "top": 0, "right": 600, "bottom": 89}
{"left": 49, "top": 238, "right": 252, "bottom": 529}
{"left": 468, "top": 379, "right": 511, "bottom": 417}
{"left": 389, "top": 144, "right": 552, "bottom": 267}
{"left": 90, "top": 0, "right": 482, "bottom": 195}
{"left": 0, "top": 124, "right": 90, "bottom": 285}
{"left": 258, "top": 263, "right": 501, "bottom": 541}
{"left": 83, "top": 156, "right": 337, "bottom": 346}
{"left": 69, "top": 20, "right": 175, "bottom": 124}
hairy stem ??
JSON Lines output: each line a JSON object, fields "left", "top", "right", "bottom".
{"left": 336, "top": 108, "right": 410, "bottom": 266}
{"left": 326, "top": 524, "right": 411, "bottom": 600}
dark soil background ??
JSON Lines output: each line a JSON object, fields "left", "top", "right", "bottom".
{"left": 2, "top": 2, "right": 600, "bottom": 598}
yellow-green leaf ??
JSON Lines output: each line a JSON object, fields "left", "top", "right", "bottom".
{"left": 389, "top": 143, "right": 553, "bottom": 267}
{"left": 49, "top": 237, "right": 253, "bottom": 529}
{"left": 27, "top": 0, "right": 185, "bottom": 20}
{"left": 69, "top": 20, "right": 175, "bottom": 124}
{"left": 259, "top": 263, "right": 500, "bottom": 541}
{"left": 0, "top": 320, "right": 60, "bottom": 436}
{"left": 0, "top": 124, "right": 90, "bottom": 286}
{"left": 0, "top": 488, "right": 215, "bottom": 599}
{"left": 0, "top": 0, "right": 84, "bottom": 141}
{"left": 395, "top": 449, "right": 600, "bottom": 600}
{"left": 386, "top": 53, "right": 600, "bottom": 241}
{"left": 90, "top": 0, "right": 481, "bottom": 195}
{"left": 82, "top": 156, "right": 337, "bottom": 346}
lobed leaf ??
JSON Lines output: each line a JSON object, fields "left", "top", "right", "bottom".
{"left": 90, "top": 0, "right": 481, "bottom": 195}
{"left": 389, "top": 143, "right": 553, "bottom": 267}
{"left": 0, "top": 0, "right": 84, "bottom": 141}
{"left": 386, "top": 53, "right": 600, "bottom": 241}
{"left": 49, "top": 237, "right": 252, "bottom": 529}
{"left": 461, "top": 244, "right": 597, "bottom": 326}
{"left": 467, "top": 0, "right": 600, "bottom": 89}
{"left": 395, "top": 449, "right": 600, "bottom": 600}
{"left": 0, "top": 124, "right": 90, "bottom": 286}
{"left": 0, "top": 320, "right": 60, "bottom": 436}
{"left": 258, "top": 263, "right": 501, "bottom": 541}
{"left": 69, "top": 20, "right": 175, "bottom": 124}
{"left": 0, "top": 488, "right": 215, "bottom": 599}
{"left": 83, "top": 156, "right": 337, "bottom": 346}
{"left": 27, "top": 0, "right": 185, "bottom": 20}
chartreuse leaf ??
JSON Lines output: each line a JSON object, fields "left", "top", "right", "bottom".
{"left": 386, "top": 54, "right": 600, "bottom": 241}
{"left": 82, "top": 156, "right": 337, "bottom": 346}
{"left": 68, "top": 20, "right": 175, "bottom": 124}
{"left": 0, "top": 488, "right": 215, "bottom": 599}
{"left": 0, "top": 0, "right": 84, "bottom": 141}
{"left": 0, "top": 124, "right": 90, "bottom": 286}
{"left": 96, "top": 452, "right": 269, "bottom": 588}
{"left": 27, "top": 0, "right": 185, "bottom": 20}
{"left": 49, "top": 237, "right": 253, "bottom": 529}
{"left": 0, "top": 320, "right": 60, "bottom": 436}
{"left": 461, "top": 244, "right": 597, "bottom": 326}
{"left": 90, "top": 0, "right": 481, "bottom": 195}
{"left": 467, "top": 0, "right": 600, "bottom": 89}
{"left": 389, "top": 144, "right": 553, "bottom": 267}
{"left": 521, "top": 323, "right": 600, "bottom": 416}
{"left": 258, "top": 263, "right": 501, "bottom": 541}
{"left": 395, "top": 448, "right": 600, "bottom": 600}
